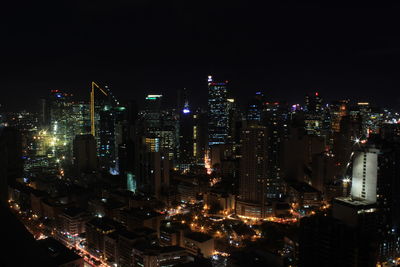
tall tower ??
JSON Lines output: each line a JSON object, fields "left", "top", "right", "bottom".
{"left": 207, "top": 76, "right": 228, "bottom": 147}
{"left": 350, "top": 147, "right": 379, "bottom": 203}
{"left": 262, "top": 101, "right": 289, "bottom": 198}
{"left": 236, "top": 125, "right": 268, "bottom": 218}
{"left": 49, "top": 90, "right": 73, "bottom": 159}
{"left": 94, "top": 85, "right": 120, "bottom": 173}
{"left": 304, "top": 92, "right": 323, "bottom": 135}
{"left": 179, "top": 92, "right": 195, "bottom": 167}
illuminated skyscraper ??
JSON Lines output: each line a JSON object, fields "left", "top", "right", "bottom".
{"left": 304, "top": 92, "right": 323, "bottom": 135}
{"left": 350, "top": 147, "right": 379, "bottom": 203}
{"left": 330, "top": 100, "right": 349, "bottom": 133}
{"left": 207, "top": 76, "right": 228, "bottom": 147}
{"left": 247, "top": 92, "right": 264, "bottom": 123}
{"left": 48, "top": 90, "right": 74, "bottom": 159}
{"left": 94, "top": 85, "right": 120, "bottom": 173}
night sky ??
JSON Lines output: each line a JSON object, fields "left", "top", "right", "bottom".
{"left": 3, "top": 2, "right": 400, "bottom": 110}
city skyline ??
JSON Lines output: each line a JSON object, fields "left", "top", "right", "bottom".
{"left": 3, "top": 3, "right": 400, "bottom": 267}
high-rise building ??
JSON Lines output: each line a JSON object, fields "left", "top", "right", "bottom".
{"left": 236, "top": 125, "right": 269, "bottom": 218}
{"left": 135, "top": 136, "right": 170, "bottom": 200}
{"left": 261, "top": 101, "right": 289, "bottom": 198}
{"left": 179, "top": 100, "right": 195, "bottom": 167}
{"left": 362, "top": 136, "right": 400, "bottom": 261}
{"left": 193, "top": 109, "right": 208, "bottom": 163}
{"left": 246, "top": 92, "right": 264, "bottom": 123}
{"left": 350, "top": 147, "right": 379, "bottom": 203}
{"left": 304, "top": 92, "right": 323, "bottom": 136}
{"left": 73, "top": 134, "right": 97, "bottom": 174}
{"left": 349, "top": 102, "right": 382, "bottom": 139}
{"left": 330, "top": 100, "right": 349, "bottom": 133}
{"left": 299, "top": 198, "right": 378, "bottom": 267}
{"left": 48, "top": 90, "right": 74, "bottom": 159}
{"left": 0, "top": 127, "right": 22, "bottom": 204}
{"left": 38, "top": 97, "right": 50, "bottom": 127}
{"left": 207, "top": 76, "right": 228, "bottom": 147}
{"left": 138, "top": 95, "right": 179, "bottom": 162}
{"left": 283, "top": 127, "right": 325, "bottom": 184}
{"left": 143, "top": 94, "right": 163, "bottom": 128}
{"left": 300, "top": 141, "right": 380, "bottom": 267}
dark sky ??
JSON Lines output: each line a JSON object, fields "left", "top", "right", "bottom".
{"left": 2, "top": 2, "right": 400, "bottom": 111}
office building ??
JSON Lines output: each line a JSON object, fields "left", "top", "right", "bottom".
{"left": 262, "top": 101, "right": 289, "bottom": 198}
{"left": 304, "top": 92, "right": 323, "bottom": 136}
{"left": 236, "top": 125, "right": 268, "bottom": 218}
{"left": 207, "top": 75, "right": 229, "bottom": 147}
{"left": 350, "top": 147, "right": 379, "bottom": 203}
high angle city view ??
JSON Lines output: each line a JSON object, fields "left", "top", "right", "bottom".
{"left": 2, "top": 2, "right": 400, "bottom": 267}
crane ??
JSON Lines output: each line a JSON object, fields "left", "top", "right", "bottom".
{"left": 90, "top": 81, "right": 108, "bottom": 137}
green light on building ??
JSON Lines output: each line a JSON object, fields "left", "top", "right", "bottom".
{"left": 127, "top": 172, "right": 137, "bottom": 193}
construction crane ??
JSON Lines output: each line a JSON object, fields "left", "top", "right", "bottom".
{"left": 90, "top": 81, "right": 108, "bottom": 137}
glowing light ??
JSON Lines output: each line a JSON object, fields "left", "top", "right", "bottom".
{"left": 343, "top": 177, "right": 351, "bottom": 183}
{"left": 204, "top": 154, "right": 212, "bottom": 175}
{"left": 183, "top": 108, "right": 190, "bottom": 114}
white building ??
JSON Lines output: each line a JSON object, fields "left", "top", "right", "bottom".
{"left": 350, "top": 148, "right": 379, "bottom": 203}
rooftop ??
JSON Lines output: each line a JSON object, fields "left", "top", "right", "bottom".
{"left": 184, "top": 231, "right": 213, "bottom": 243}
{"left": 86, "top": 217, "right": 118, "bottom": 232}
{"left": 62, "top": 207, "right": 86, "bottom": 218}
{"left": 37, "top": 237, "right": 82, "bottom": 265}
{"left": 289, "top": 182, "right": 319, "bottom": 193}
{"left": 334, "top": 197, "right": 376, "bottom": 208}
{"left": 125, "top": 207, "right": 162, "bottom": 220}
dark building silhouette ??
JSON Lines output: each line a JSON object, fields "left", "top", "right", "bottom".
{"left": 299, "top": 198, "right": 378, "bottom": 267}
{"left": 0, "top": 127, "right": 22, "bottom": 204}
{"left": 236, "top": 125, "right": 269, "bottom": 218}
{"left": 73, "top": 134, "right": 97, "bottom": 174}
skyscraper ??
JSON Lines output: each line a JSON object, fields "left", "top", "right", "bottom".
{"left": 179, "top": 98, "right": 195, "bottom": 167}
{"left": 246, "top": 92, "right": 264, "bottom": 123}
{"left": 236, "top": 125, "right": 268, "bottom": 218}
{"left": 73, "top": 134, "right": 97, "bottom": 174}
{"left": 350, "top": 147, "right": 379, "bottom": 203}
{"left": 304, "top": 92, "right": 323, "bottom": 136}
{"left": 49, "top": 90, "right": 74, "bottom": 159}
{"left": 207, "top": 76, "right": 228, "bottom": 147}
{"left": 262, "top": 101, "right": 289, "bottom": 198}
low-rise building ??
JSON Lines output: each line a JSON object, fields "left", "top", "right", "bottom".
{"left": 121, "top": 207, "right": 164, "bottom": 236}
{"left": 37, "top": 237, "right": 84, "bottom": 267}
{"left": 183, "top": 231, "right": 214, "bottom": 258}
{"left": 288, "top": 181, "right": 322, "bottom": 207}
{"left": 85, "top": 217, "right": 118, "bottom": 258}
{"left": 132, "top": 245, "right": 189, "bottom": 267}
{"left": 57, "top": 207, "right": 89, "bottom": 246}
